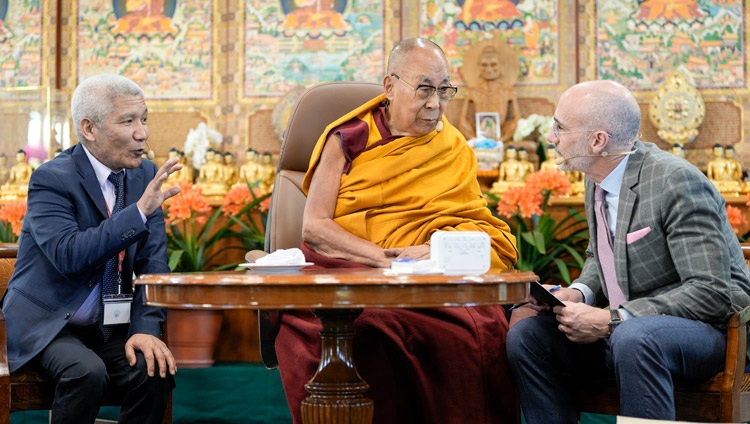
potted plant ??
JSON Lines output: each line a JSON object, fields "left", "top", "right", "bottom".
{"left": 162, "top": 180, "right": 270, "bottom": 367}
{"left": 489, "top": 169, "right": 589, "bottom": 284}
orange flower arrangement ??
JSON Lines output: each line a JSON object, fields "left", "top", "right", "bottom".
{"left": 726, "top": 205, "right": 748, "bottom": 236}
{"left": 491, "top": 169, "right": 586, "bottom": 284}
{"left": 163, "top": 181, "right": 212, "bottom": 225}
{"left": 496, "top": 170, "right": 571, "bottom": 219}
{"left": 162, "top": 181, "right": 272, "bottom": 272}
{"left": 496, "top": 185, "right": 543, "bottom": 219}
{"left": 222, "top": 184, "right": 270, "bottom": 216}
{"left": 220, "top": 182, "right": 272, "bottom": 255}
{"left": 0, "top": 199, "right": 26, "bottom": 242}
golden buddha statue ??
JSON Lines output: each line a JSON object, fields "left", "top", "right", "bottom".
{"left": 518, "top": 147, "right": 536, "bottom": 177}
{"left": 540, "top": 146, "right": 583, "bottom": 196}
{"left": 707, "top": 143, "right": 743, "bottom": 195}
{"left": 1, "top": 150, "right": 33, "bottom": 200}
{"left": 236, "top": 148, "right": 261, "bottom": 188}
{"left": 196, "top": 149, "right": 228, "bottom": 197}
{"left": 258, "top": 152, "right": 276, "bottom": 194}
{"left": 539, "top": 145, "right": 560, "bottom": 173}
{"left": 490, "top": 146, "right": 527, "bottom": 195}
{"left": 222, "top": 152, "right": 239, "bottom": 188}
{"left": 567, "top": 169, "right": 585, "bottom": 196}
{"left": 725, "top": 145, "right": 743, "bottom": 183}
{"left": 176, "top": 149, "right": 194, "bottom": 183}
{"left": 459, "top": 42, "right": 521, "bottom": 143}
{"left": 0, "top": 153, "right": 10, "bottom": 186}
{"left": 165, "top": 148, "right": 193, "bottom": 185}
{"left": 670, "top": 143, "right": 686, "bottom": 159}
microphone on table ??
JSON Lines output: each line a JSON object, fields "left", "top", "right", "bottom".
{"left": 554, "top": 148, "right": 638, "bottom": 166}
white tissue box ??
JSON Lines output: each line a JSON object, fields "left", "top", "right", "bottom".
{"left": 430, "top": 231, "right": 491, "bottom": 275}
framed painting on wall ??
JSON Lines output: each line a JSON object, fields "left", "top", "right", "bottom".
{"left": 476, "top": 112, "right": 500, "bottom": 139}
{"left": 73, "top": 0, "right": 218, "bottom": 102}
{"left": 588, "top": 0, "right": 746, "bottom": 91}
{"left": 0, "top": 0, "right": 45, "bottom": 88}
{"left": 415, "top": 0, "right": 571, "bottom": 90}
{"left": 242, "top": 0, "right": 389, "bottom": 98}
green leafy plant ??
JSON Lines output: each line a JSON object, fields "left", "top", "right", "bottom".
{"left": 163, "top": 180, "right": 270, "bottom": 272}
{"left": 491, "top": 169, "right": 589, "bottom": 284}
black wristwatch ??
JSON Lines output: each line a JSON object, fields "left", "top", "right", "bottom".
{"left": 608, "top": 309, "right": 623, "bottom": 336}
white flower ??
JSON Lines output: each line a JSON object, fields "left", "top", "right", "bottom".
{"left": 184, "top": 122, "right": 223, "bottom": 169}
{"left": 513, "top": 115, "right": 553, "bottom": 143}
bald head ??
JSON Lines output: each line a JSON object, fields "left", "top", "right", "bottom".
{"left": 561, "top": 80, "right": 641, "bottom": 146}
{"left": 387, "top": 38, "right": 447, "bottom": 75}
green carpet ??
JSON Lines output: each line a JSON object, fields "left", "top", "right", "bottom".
{"left": 8, "top": 362, "right": 614, "bottom": 423}
{"left": 10, "top": 362, "right": 292, "bottom": 424}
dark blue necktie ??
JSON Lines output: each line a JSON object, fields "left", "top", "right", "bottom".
{"left": 101, "top": 172, "right": 125, "bottom": 340}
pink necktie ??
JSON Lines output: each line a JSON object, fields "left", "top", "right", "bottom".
{"left": 595, "top": 185, "right": 626, "bottom": 309}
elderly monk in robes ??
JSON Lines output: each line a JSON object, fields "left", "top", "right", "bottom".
{"left": 275, "top": 38, "right": 520, "bottom": 424}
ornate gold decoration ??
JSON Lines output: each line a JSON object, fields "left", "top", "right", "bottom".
{"left": 648, "top": 69, "right": 705, "bottom": 146}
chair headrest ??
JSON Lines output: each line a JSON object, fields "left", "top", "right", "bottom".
{"left": 278, "top": 81, "right": 384, "bottom": 173}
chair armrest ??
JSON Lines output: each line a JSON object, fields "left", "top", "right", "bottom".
{"left": 719, "top": 306, "right": 750, "bottom": 394}
{"left": 0, "top": 308, "right": 10, "bottom": 412}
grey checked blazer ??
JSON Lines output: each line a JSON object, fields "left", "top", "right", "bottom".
{"left": 576, "top": 141, "right": 750, "bottom": 327}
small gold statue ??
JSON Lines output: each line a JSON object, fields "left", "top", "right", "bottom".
{"left": 539, "top": 145, "right": 560, "bottom": 173}
{"left": 541, "top": 145, "right": 584, "bottom": 196}
{"left": 176, "top": 149, "right": 194, "bottom": 183}
{"left": 236, "top": 148, "right": 261, "bottom": 188}
{"left": 518, "top": 147, "right": 536, "bottom": 177}
{"left": 0, "top": 153, "right": 10, "bottom": 186}
{"left": 196, "top": 149, "right": 228, "bottom": 197}
{"left": 490, "top": 146, "right": 528, "bottom": 195}
{"left": 166, "top": 148, "right": 194, "bottom": 185}
{"left": 1, "top": 150, "right": 34, "bottom": 200}
{"left": 258, "top": 152, "right": 276, "bottom": 194}
{"left": 725, "top": 145, "right": 743, "bottom": 184}
{"left": 670, "top": 143, "right": 686, "bottom": 159}
{"left": 707, "top": 143, "right": 743, "bottom": 195}
{"left": 222, "top": 152, "right": 239, "bottom": 188}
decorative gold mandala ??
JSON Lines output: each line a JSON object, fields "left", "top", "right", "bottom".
{"left": 648, "top": 69, "right": 705, "bottom": 146}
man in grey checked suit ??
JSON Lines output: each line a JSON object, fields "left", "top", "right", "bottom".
{"left": 507, "top": 80, "right": 750, "bottom": 422}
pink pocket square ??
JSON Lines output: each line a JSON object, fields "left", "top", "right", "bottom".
{"left": 626, "top": 227, "right": 651, "bottom": 244}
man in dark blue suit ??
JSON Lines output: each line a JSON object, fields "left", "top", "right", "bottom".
{"left": 2, "top": 74, "right": 182, "bottom": 423}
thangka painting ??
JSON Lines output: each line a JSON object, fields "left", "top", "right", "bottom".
{"left": 418, "top": 0, "right": 560, "bottom": 86}
{"left": 243, "top": 0, "right": 385, "bottom": 97}
{"left": 0, "top": 0, "right": 43, "bottom": 88}
{"left": 76, "top": 0, "right": 214, "bottom": 100}
{"left": 596, "top": 0, "right": 745, "bottom": 90}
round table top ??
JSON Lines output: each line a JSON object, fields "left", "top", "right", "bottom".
{"left": 135, "top": 268, "right": 538, "bottom": 310}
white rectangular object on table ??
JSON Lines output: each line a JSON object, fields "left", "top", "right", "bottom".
{"left": 430, "top": 231, "right": 491, "bottom": 275}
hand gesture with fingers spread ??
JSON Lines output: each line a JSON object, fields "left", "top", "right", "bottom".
{"left": 136, "top": 157, "right": 183, "bottom": 216}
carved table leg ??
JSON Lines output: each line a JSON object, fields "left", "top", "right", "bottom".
{"left": 301, "top": 308, "right": 374, "bottom": 424}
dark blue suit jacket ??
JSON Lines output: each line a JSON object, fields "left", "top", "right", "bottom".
{"left": 2, "top": 144, "right": 170, "bottom": 372}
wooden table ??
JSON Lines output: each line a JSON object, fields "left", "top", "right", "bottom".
{"left": 135, "top": 268, "right": 538, "bottom": 424}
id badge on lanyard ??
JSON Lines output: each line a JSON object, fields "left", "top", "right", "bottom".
{"left": 104, "top": 199, "right": 132, "bottom": 325}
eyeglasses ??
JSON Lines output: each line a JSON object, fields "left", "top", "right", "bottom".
{"left": 552, "top": 121, "right": 607, "bottom": 139}
{"left": 390, "top": 73, "right": 458, "bottom": 101}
